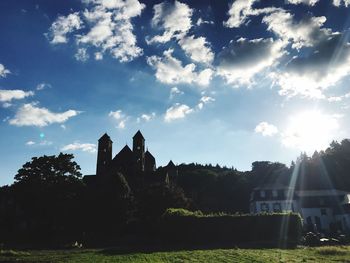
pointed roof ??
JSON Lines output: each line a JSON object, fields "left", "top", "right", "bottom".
{"left": 118, "top": 144, "right": 133, "bottom": 154}
{"left": 133, "top": 130, "right": 144, "bottom": 140}
{"left": 99, "top": 133, "right": 112, "bottom": 142}
{"left": 167, "top": 160, "right": 176, "bottom": 168}
{"left": 112, "top": 144, "right": 136, "bottom": 165}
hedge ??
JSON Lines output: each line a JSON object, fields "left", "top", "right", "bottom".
{"left": 160, "top": 208, "right": 302, "bottom": 247}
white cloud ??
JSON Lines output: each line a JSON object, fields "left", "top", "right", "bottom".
{"left": 94, "top": 52, "right": 103, "bottom": 60}
{"left": 147, "top": 49, "right": 213, "bottom": 86}
{"left": 333, "top": 0, "right": 350, "bottom": 6}
{"left": 117, "top": 120, "right": 126, "bottom": 129}
{"left": 2, "top": 102, "right": 12, "bottom": 108}
{"left": 9, "top": 102, "right": 80, "bottom": 127}
{"left": 78, "top": 0, "right": 144, "bottom": 62}
{"left": 137, "top": 112, "right": 156, "bottom": 123}
{"left": 26, "top": 141, "right": 35, "bottom": 146}
{"left": 255, "top": 122, "right": 278, "bottom": 136}
{"left": 0, "top": 64, "right": 10, "bottom": 78}
{"left": 224, "top": 0, "right": 279, "bottom": 28}
{"left": 142, "top": 112, "right": 155, "bottom": 121}
{"left": 36, "top": 82, "right": 52, "bottom": 91}
{"left": 178, "top": 35, "right": 214, "bottom": 64}
{"left": 197, "top": 95, "right": 215, "bottom": 110}
{"left": 109, "top": 109, "right": 123, "bottom": 120}
{"left": 61, "top": 142, "right": 97, "bottom": 153}
{"left": 48, "top": 12, "right": 82, "bottom": 44}
{"left": 261, "top": 9, "right": 350, "bottom": 99}
{"left": 287, "top": 0, "right": 319, "bottom": 5}
{"left": 327, "top": 92, "right": 350, "bottom": 102}
{"left": 48, "top": 0, "right": 145, "bottom": 62}
{"left": 164, "top": 103, "right": 193, "bottom": 122}
{"left": 75, "top": 48, "right": 90, "bottom": 62}
{"left": 199, "top": 96, "right": 215, "bottom": 103}
{"left": 0, "top": 89, "right": 34, "bottom": 102}
{"left": 169, "top": 87, "right": 184, "bottom": 99}
{"left": 147, "top": 1, "right": 213, "bottom": 66}
{"left": 148, "top": 0, "right": 192, "bottom": 44}
{"left": 109, "top": 109, "right": 128, "bottom": 129}
{"left": 272, "top": 33, "right": 350, "bottom": 99}
{"left": 196, "top": 18, "right": 214, "bottom": 26}
{"left": 217, "top": 38, "right": 285, "bottom": 85}
{"left": 262, "top": 11, "right": 329, "bottom": 49}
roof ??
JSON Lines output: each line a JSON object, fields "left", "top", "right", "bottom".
{"left": 296, "top": 189, "right": 350, "bottom": 197}
{"left": 167, "top": 160, "right": 176, "bottom": 168}
{"left": 253, "top": 183, "right": 291, "bottom": 190}
{"left": 116, "top": 145, "right": 133, "bottom": 156}
{"left": 111, "top": 144, "right": 137, "bottom": 169}
{"left": 145, "top": 150, "right": 155, "bottom": 161}
{"left": 98, "top": 133, "right": 112, "bottom": 142}
{"left": 133, "top": 130, "right": 144, "bottom": 140}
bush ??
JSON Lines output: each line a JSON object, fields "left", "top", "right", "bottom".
{"left": 316, "top": 246, "right": 348, "bottom": 255}
{"left": 304, "top": 232, "right": 320, "bottom": 247}
{"left": 160, "top": 208, "right": 302, "bottom": 248}
{"left": 162, "top": 208, "right": 203, "bottom": 218}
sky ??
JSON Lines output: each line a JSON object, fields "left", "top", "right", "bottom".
{"left": 0, "top": 0, "right": 350, "bottom": 186}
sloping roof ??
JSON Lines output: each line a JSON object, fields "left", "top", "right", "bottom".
{"left": 133, "top": 130, "right": 144, "bottom": 140}
{"left": 167, "top": 160, "right": 176, "bottom": 168}
{"left": 296, "top": 189, "right": 350, "bottom": 197}
{"left": 98, "top": 133, "right": 112, "bottom": 142}
{"left": 113, "top": 145, "right": 134, "bottom": 162}
{"left": 253, "top": 183, "right": 291, "bottom": 190}
{"left": 145, "top": 150, "right": 155, "bottom": 161}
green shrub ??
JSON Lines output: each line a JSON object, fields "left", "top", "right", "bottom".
{"left": 316, "top": 246, "right": 348, "bottom": 256}
{"left": 160, "top": 208, "right": 302, "bottom": 247}
{"left": 162, "top": 208, "right": 203, "bottom": 218}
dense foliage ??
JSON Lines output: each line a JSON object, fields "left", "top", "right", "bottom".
{"left": 160, "top": 208, "right": 302, "bottom": 247}
{"left": 0, "top": 139, "right": 350, "bottom": 247}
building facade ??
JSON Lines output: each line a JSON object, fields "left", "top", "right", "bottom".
{"left": 250, "top": 185, "right": 350, "bottom": 234}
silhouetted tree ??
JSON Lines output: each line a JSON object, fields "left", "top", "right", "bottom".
{"left": 8, "top": 153, "right": 85, "bottom": 245}
{"left": 14, "top": 153, "right": 82, "bottom": 185}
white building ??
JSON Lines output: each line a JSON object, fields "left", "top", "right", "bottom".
{"left": 250, "top": 185, "right": 350, "bottom": 234}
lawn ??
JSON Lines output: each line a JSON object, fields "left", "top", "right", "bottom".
{"left": 0, "top": 246, "right": 350, "bottom": 262}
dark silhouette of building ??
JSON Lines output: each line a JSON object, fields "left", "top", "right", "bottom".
{"left": 96, "top": 130, "right": 156, "bottom": 177}
{"left": 96, "top": 133, "right": 113, "bottom": 177}
{"left": 133, "top": 131, "right": 145, "bottom": 171}
{"left": 85, "top": 130, "right": 163, "bottom": 188}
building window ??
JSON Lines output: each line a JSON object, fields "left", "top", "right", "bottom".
{"left": 260, "top": 190, "right": 266, "bottom": 198}
{"left": 272, "top": 190, "right": 278, "bottom": 198}
{"left": 273, "top": 203, "right": 282, "bottom": 212}
{"left": 321, "top": 208, "right": 327, "bottom": 215}
{"left": 278, "top": 190, "right": 284, "bottom": 198}
{"left": 260, "top": 203, "right": 269, "bottom": 212}
{"left": 320, "top": 198, "right": 325, "bottom": 205}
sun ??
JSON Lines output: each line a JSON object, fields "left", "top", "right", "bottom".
{"left": 282, "top": 110, "right": 340, "bottom": 153}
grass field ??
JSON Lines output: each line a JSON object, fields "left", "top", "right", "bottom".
{"left": 1, "top": 245, "right": 350, "bottom": 262}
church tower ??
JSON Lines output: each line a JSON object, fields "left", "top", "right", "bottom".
{"left": 133, "top": 130, "right": 145, "bottom": 171}
{"left": 96, "top": 133, "right": 112, "bottom": 176}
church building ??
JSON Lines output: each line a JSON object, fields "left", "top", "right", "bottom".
{"left": 96, "top": 130, "right": 156, "bottom": 177}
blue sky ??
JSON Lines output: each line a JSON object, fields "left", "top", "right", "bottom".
{"left": 1, "top": 0, "right": 350, "bottom": 185}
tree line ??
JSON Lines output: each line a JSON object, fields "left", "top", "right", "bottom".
{"left": 0, "top": 139, "right": 349, "bottom": 247}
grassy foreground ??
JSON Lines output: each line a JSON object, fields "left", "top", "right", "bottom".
{"left": 1, "top": 246, "right": 350, "bottom": 262}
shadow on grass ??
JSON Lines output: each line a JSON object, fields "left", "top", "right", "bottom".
{"left": 97, "top": 242, "right": 293, "bottom": 256}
